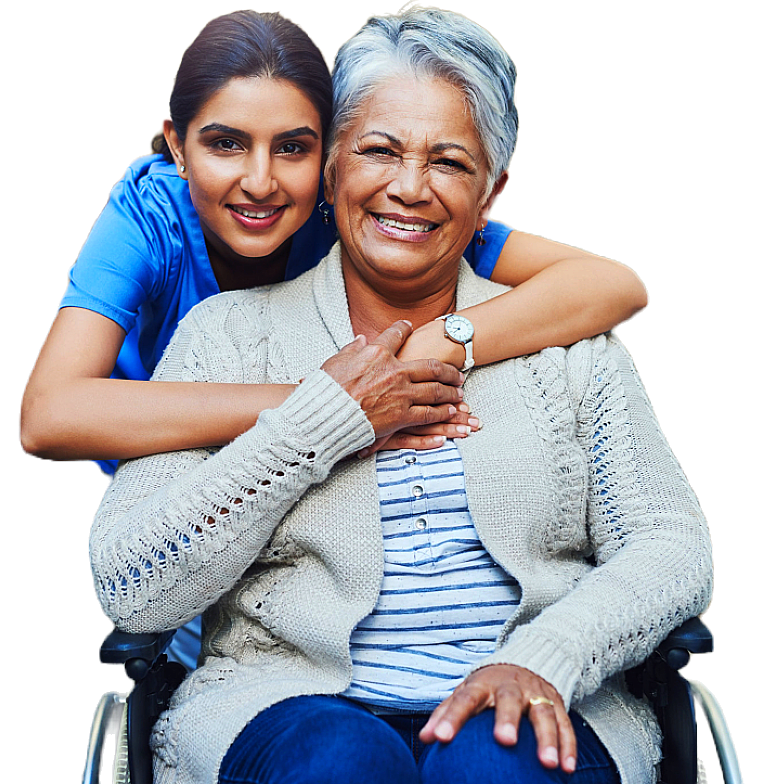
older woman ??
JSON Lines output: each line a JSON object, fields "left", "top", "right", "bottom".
{"left": 90, "top": 8, "right": 711, "bottom": 784}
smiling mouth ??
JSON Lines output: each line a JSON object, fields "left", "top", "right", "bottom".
{"left": 373, "top": 214, "right": 438, "bottom": 233}
{"left": 229, "top": 205, "right": 283, "bottom": 219}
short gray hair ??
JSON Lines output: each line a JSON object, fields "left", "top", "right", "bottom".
{"left": 329, "top": 7, "right": 518, "bottom": 190}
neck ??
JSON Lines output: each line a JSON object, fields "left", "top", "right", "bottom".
{"left": 342, "top": 254, "right": 458, "bottom": 341}
{"left": 206, "top": 237, "right": 292, "bottom": 291}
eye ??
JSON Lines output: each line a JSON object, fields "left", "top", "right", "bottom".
{"left": 362, "top": 145, "right": 397, "bottom": 159}
{"left": 276, "top": 141, "right": 306, "bottom": 156}
{"left": 211, "top": 137, "right": 243, "bottom": 152}
{"left": 433, "top": 157, "right": 469, "bottom": 171}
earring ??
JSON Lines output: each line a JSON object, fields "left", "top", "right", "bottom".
{"left": 180, "top": 165, "right": 186, "bottom": 173}
{"left": 477, "top": 225, "right": 486, "bottom": 246}
{"left": 318, "top": 201, "right": 331, "bottom": 225}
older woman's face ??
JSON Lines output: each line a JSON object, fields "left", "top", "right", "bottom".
{"left": 326, "top": 77, "right": 493, "bottom": 288}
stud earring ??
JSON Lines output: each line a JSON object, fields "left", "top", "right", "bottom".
{"left": 180, "top": 165, "right": 186, "bottom": 173}
{"left": 477, "top": 225, "right": 486, "bottom": 246}
{"left": 319, "top": 201, "right": 331, "bottom": 225}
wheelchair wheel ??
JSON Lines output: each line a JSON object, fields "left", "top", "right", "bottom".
{"left": 114, "top": 699, "right": 131, "bottom": 784}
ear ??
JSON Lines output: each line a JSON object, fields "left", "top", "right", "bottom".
{"left": 477, "top": 171, "right": 509, "bottom": 228}
{"left": 163, "top": 120, "right": 188, "bottom": 180}
{"left": 322, "top": 152, "right": 336, "bottom": 206}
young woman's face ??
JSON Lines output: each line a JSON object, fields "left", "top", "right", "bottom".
{"left": 169, "top": 77, "right": 323, "bottom": 270}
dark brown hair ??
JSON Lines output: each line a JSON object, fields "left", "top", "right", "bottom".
{"left": 152, "top": 10, "right": 332, "bottom": 159}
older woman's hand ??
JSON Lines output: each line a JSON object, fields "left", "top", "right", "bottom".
{"left": 321, "top": 320, "right": 464, "bottom": 440}
{"left": 419, "top": 664, "right": 577, "bottom": 774}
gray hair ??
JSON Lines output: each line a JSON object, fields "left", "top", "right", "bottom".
{"left": 329, "top": 7, "right": 518, "bottom": 190}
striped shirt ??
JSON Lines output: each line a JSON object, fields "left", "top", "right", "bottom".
{"left": 343, "top": 440, "right": 521, "bottom": 712}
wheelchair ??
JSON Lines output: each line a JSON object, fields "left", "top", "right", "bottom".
{"left": 82, "top": 617, "right": 742, "bottom": 784}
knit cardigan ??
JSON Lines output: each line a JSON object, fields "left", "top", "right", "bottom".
{"left": 90, "top": 245, "right": 712, "bottom": 784}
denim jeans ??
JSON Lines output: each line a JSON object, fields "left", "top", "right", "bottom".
{"left": 218, "top": 695, "right": 620, "bottom": 783}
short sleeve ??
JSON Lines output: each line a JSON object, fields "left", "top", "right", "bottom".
{"left": 462, "top": 219, "right": 512, "bottom": 279}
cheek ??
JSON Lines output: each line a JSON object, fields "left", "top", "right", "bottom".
{"left": 187, "top": 162, "right": 229, "bottom": 213}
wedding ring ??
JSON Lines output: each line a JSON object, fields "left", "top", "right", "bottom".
{"left": 528, "top": 695, "right": 555, "bottom": 708}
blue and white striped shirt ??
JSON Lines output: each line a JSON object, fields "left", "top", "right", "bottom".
{"left": 343, "top": 441, "right": 521, "bottom": 712}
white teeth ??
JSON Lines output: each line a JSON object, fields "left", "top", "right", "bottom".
{"left": 376, "top": 215, "right": 435, "bottom": 232}
{"left": 231, "top": 206, "right": 278, "bottom": 219}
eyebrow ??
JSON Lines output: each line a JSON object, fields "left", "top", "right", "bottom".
{"left": 359, "top": 131, "right": 478, "bottom": 163}
{"left": 197, "top": 123, "right": 319, "bottom": 142}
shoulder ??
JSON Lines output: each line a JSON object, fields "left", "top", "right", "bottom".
{"left": 455, "top": 259, "right": 511, "bottom": 309}
{"left": 179, "top": 287, "right": 273, "bottom": 338}
{"left": 115, "top": 155, "right": 192, "bottom": 218}
{"left": 151, "top": 287, "right": 273, "bottom": 383}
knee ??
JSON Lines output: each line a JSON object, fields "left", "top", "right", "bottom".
{"left": 420, "top": 712, "right": 559, "bottom": 784}
{"left": 296, "top": 704, "right": 418, "bottom": 784}
{"left": 221, "top": 696, "right": 419, "bottom": 784}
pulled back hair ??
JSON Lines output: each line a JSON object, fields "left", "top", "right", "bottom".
{"left": 152, "top": 10, "right": 332, "bottom": 160}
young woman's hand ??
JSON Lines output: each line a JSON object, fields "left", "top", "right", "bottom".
{"left": 419, "top": 664, "right": 577, "bottom": 774}
{"left": 356, "top": 403, "right": 481, "bottom": 458}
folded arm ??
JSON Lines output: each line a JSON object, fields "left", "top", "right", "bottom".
{"left": 475, "top": 335, "right": 712, "bottom": 706}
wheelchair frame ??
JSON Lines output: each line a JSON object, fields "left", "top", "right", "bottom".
{"left": 83, "top": 618, "right": 742, "bottom": 784}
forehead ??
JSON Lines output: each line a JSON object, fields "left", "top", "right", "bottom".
{"left": 349, "top": 77, "right": 482, "bottom": 154}
{"left": 192, "top": 77, "right": 322, "bottom": 134}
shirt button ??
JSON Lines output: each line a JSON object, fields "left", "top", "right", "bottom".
{"left": 415, "top": 518, "right": 427, "bottom": 530}
{"left": 412, "top": 485, "right": 424, "bottom": 498}
{"left": 405, "top": 455, "right": 417, "bottom": 464}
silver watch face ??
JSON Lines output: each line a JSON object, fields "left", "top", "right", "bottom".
{"left": 445, "top": 314, "right": 474, "bottom": 343}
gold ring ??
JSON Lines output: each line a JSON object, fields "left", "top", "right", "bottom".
{"left": 528, "top": 696, "right": 555, "bottom": 708}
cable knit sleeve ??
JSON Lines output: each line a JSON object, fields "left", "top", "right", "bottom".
{"left": 477, "top": 334, "right": 713, "bottom": 708}
{"left": 89, "top": 295, "right": 375, "bottom": 634}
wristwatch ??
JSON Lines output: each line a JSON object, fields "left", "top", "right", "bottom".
{"left": 437, "top": 313, "right": 475, "bottom": 371}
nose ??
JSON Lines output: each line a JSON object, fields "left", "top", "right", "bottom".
{"left": 386, "top": 159, "right": 433, "bottom": 205}
{"left": 239, "top": 149, "right": 278, "bottom": 200}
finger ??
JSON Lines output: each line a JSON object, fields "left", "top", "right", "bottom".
{"left": 556, "top": 707, "right": 577, "bottom": 774}
{"left": 527, "top": 697, "right": 560, "bottom": 769}
{"left": 405, "top": 410, "right": 481, "bottom": 432}
{"left": 370, "top": 433, "right": 447, "bottom": 454}
{"left": 408, "top": 381, "right": 464, "bottom": 408}
{"left": 405, "top": 357, "right": 464, "bottom": 387}
{"left": 406, "top": 404, "right": 460, "bottom": 430}
{"left": 370, "top": 320, "right": 414, "bottom": 354}
{"left": 492, "top": 684, "right": 523, "bottom": 746}
{"left": 421, "top": 683, "right": 487, "bottom": 744}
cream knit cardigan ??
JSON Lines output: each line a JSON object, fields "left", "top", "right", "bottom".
{"left": 90, "top": 246, "right": 712, "bottom": 784}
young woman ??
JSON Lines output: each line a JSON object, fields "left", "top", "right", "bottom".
{"left": 20, "top": 10, "right": 647, "bottom": 476}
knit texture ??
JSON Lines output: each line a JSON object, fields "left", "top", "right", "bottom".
{"left": 90, "top": 245, "right": 712, "bottom": 784}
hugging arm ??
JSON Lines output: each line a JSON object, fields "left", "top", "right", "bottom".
{"left": 399, "top": 231, "right": 648, "bottom": 368}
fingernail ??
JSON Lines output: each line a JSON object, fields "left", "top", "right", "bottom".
{"left": 436, "top": 721, "right": 454, "bottom": 742}
{"left": 433, "top": 436, "right": 445, "bottom": 445}
{"left": 503, "top": 724, "right": 517, "bottom": 744}
{"left": 542, "top": 747, "right": 559, "bottom": 766}
{"left": 357, "top": 449, "right": 369, "bottom": 459}
{"left": 564, "top": 756, "right": 577, "bottom": 773}
{"left": 455, "top": 425, "right": 470, "bottom": 435}
{"left": 468, "top": 417, "right": 481, "bottom": 430}
{"left": 402, "top": 320, "right": 412, "bottom": 327}
{"left": 457, "top": 402, "right": 470, "bottom": 413}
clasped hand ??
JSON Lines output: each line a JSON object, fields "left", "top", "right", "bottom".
{"left": 321, "top": 320, "right": 465, "bottom": 441}
{"left": 420, "top": 664, "right": 577, "bottom": 774}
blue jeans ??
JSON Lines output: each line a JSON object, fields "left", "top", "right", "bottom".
{"left": 218, "top": 695, "right": 620, "bottom": 783}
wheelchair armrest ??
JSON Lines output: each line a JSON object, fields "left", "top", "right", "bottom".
{"left": 100, "top": 628, "right": 177, "bottom": 681}
{"left": 626, "top": 617, "right": 713, "bottom": 706}
{"left": 657, "top": 617, "right": 714, "bottom": 671}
